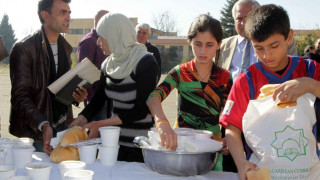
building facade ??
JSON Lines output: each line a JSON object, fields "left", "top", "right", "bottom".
{"left": 64, "top": 18, "right": 192, "bottom": 64}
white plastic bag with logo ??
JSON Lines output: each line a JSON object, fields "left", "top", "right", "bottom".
{"left": 243, "top": 93, "right": 319, "bottom": 180}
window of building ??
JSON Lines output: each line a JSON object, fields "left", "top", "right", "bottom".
{"left": 175, "top": 46, "right": 183, "bottom": 60}
{"left": 68, "top": 29, "right": 83, "bottom": 35}
{"left": 85, "top": 29, "right": 91, "bottom": 34}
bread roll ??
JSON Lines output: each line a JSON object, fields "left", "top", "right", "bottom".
{"left": 59, "top": 126, "right": 88, "bottom": 147}
{"left": 50, "top": 146, "right": 79, "bottom": 163}
{"left": 247, "top": 166, "right": 271, "bottom": 180}
{"left": 50, "top": 126, "right": 88, "bottom": 163}
{"left": 258, "top": 84, "right": 297, "bottom": 108}
{"left": 258, "top": 84, "right": 279, "bottom": 99}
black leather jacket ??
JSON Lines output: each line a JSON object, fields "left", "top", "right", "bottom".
{"left": 9, "top": 28, "right": 73, "bottom": 140}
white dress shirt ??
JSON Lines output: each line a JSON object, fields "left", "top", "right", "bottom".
{"left": 229, "top": 35, "right": 258, "bottom": 81}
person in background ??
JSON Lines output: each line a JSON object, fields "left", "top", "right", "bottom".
{"left": 9, "top": 0, "right": 87, "bottom": 154}
{"left": 77, "top": 9, "right": 111, "bottom": 120}
{"left": 147, "top": 14, "right": 232, "bottom": 171}
{"left": 0, "top": 35, "right": 8, "bottom": 137}
{"left": 315, "top": 38, "right": 320, "bottom": 55}
{"left": 220, "top": 4, "right": 320, "bottom": 180}
{"left": 70, "top": 13, "right": 159, "bottom": 162}
{"left": 215, "top": 0, "right": 297, "bottom": 82}
{"left": 0, "top": 36, "right": 8, "bottom": 62}
{"left": 302, "top": 45, "right": 320, "bottom": 63}
{"left": 136, "top": 23, "right": 161, "bottom": 82}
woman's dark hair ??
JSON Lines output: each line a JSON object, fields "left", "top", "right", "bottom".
{"left": 187, "top": 14, "right": 223, "bottom": 44}
{"left": 38, "top": 0, "right": 71, "bottom": 24}
{"left": 187, "top": 14, "right": 223, "bottom": 65}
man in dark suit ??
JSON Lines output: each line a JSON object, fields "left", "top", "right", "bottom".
{"left": 136, "top": 23, "right": 161, "bottom": 82}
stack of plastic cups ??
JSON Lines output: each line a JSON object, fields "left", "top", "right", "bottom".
{"left": 0, "top": 137, "right": 14, "bottom": 165}
{"left": 98, "top": 126, "right": 121, "bottom": 167}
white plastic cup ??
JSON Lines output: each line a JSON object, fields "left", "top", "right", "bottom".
{"left": 176, "top": 132, "right": 195, "bottom": 151}
{"left": 7, "top": 176, "right": 31, "bottom": 180}
{"left": 12, "top": 138, "right": 34, "bottom": 146}
{"left": 25, "top": 162, "right": 52, "bottom": 180}
{"left": 0, "top": 140, "right": 14, "bottom": 165}
{"left": 98, "top": 145, "right": 119, "bottom": 167}
{"left": 12, "top": 145, "right": 35, "bottom": 169}
{"left": 0, "top": 148, "right": 6, "bottom": 165}
{"left": 99, "top": 126, "right": 121, "bottom": 147}
{"left": 173, "top": 127, "right": 193, "bottom": 133}
{"left": 0, "top": 165, "right": 16, "bottom": 180}
{"left": 78, "top": 144, "right": 97, "bottom": 164}
{"left": 193, "top": 130, "right": 213, "bottom": 140}
{"left": 58, "top": 161, "right": 86, "bottom": 180}
{"left": 64, "top": 170, "right": 94, "bottom": 180}
{"left": 0, "top": 137, "right": 11, "bottom": 143}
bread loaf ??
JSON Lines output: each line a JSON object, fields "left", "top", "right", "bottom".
{"left": 50, "top": 126, "right": 88, "bottom": 163}
{"left": 59, "top": 126, "right": 88, "bottom": 147}
{"left": 247, "top": 166, "right": 271, "bottom": 180}
{"left": 258, "top": 84, "right": 297, "bottom": 109}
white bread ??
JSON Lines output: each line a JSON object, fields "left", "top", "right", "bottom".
{"left": 59, "top": 126, "right": 88, "bottom": 147}
{"left": 50, "top": 146, "right": 79, "bottom": 163}
{"left": 258, "top": 84, "right": 297, "bottom": 109}
{"left": 247, "top": 166, "right": 271, "bottom": 180}
{"left": 50, "top": 126, "right": 88, "bottom": 163}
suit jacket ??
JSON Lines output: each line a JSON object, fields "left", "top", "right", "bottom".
{"left": 215, "top": 35, "right": 298, "bottom": 70}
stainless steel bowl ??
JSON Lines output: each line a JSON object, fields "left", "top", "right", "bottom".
{"left": 142, "top": 148, "right": 218, "bottom": 176}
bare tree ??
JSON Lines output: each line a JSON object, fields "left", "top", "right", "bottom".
{"left": 152, "top": 11, "right": 177, "bottom": 36}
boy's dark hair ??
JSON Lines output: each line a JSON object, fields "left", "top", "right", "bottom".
{"left": 187, "top": 14, "right": 222, "bottom": 44}
{"left": 245, "top": 4, "right": 290, "bottom": 42}
{"left": 38, "top": 0, "right": 71, "bottom": 24}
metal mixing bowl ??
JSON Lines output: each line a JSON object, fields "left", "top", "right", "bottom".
{"left": 142, "top": 148, "right": 218, "bottom": 176}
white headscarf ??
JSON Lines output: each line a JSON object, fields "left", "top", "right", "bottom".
{"left": 96, "top": 12, "right": 149, "bottom": 79}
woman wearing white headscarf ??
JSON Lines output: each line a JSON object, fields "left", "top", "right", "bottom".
{"left": 70, "top": 13, "right": 159, "bottom": 162}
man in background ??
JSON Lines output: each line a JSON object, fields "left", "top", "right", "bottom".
{"left": 0, "top": 35, "right": 8, "bottom": 137}
{"left": 9, "top": 0, "right": 87, "bottom": 154}
{"left": 315, "top": 38, "right": 320, "bottom": 55}
{"left": 136, "top": 23, "right": 161, "bottom": 82}
{"left": 216, "top": 0, "right": 297, "bottom": 82}
{"left": 77, "top": 10, "right": 111, "bottom": 120}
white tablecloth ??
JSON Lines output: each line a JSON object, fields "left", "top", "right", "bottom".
{"left": 15, "top": 152, "right": 239, "bottom": 180}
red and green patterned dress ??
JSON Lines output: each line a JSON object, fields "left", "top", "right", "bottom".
{"left": 148, "top": 59, "right": 232, "bottom": 171}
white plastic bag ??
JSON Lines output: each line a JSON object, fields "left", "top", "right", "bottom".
{"left": 243, "top": 93, "right": 319, "bottom": 180}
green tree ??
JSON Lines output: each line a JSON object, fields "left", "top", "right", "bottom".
{"left": 294, "top": 30, "right": 320, "bottom": 56}
{"left": 0, "top": 14, "right": 17, "bottom": 64}
{"left": 220, "top": 0, "right": 237, "bottom": 38}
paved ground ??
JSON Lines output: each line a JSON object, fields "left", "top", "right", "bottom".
{"left": 0, "top": 68, "right": 177, "bottom": 138}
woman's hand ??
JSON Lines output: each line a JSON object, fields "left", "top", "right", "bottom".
{"left": 69, "top": 115, "right": 88, "bottom": 128}
{"left": 156, "top": 120, "right": 177, "bottom": 151}
{"left": 237, "top": 160, "right": 258, "bottom": 180}
{"left": 83, "top": 121, "right": 103, "bottom": 139}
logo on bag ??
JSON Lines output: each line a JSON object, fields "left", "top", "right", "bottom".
{"left": 271, "top": 125, "right": 309, "bottom": 161}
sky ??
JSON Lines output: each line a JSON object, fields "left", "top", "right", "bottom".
{"left": 0, "top": 0, "right": 319, "bottom": 41}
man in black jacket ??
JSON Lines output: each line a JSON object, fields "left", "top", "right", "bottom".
{"left": 136, "top": 23, "right": 161, "bottom": 82}
{"left": 9, "top": 0, "right": 87, "bottom": 154}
